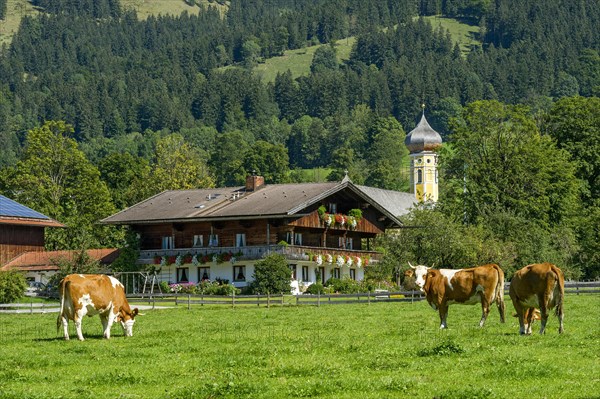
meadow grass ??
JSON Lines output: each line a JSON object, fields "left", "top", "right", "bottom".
{"left": 421, "top": 15, "right": 480, "bottom": 55}
{"left": 0, "top": 295, "right": 598, "bottom": 399}
{"left": 253, "top": 37, "right": 356, "bottom": 84}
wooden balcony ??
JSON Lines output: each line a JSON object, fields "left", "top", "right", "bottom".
{"left": 138, "top": 245, "right": 381, "bottom": 265}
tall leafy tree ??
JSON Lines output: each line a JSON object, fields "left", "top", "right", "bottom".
{"left": 152, "top": 133, "right": 215, "bottom": 191}
{"left": 98, "top": 152, "right": 152, "bottom": 210}
{"left": 443, "top": 101, "right": 580, "bottom": 227}
{"left": 0, "top": 121, "right": 117, "bottom": 249}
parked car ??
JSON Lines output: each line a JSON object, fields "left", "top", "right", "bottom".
{"left": 24, "top": 281, "right": 46, "bottom": 297}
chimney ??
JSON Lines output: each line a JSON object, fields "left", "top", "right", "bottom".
{"left": 245, "top": 173, "right": 265, "bottom": 192}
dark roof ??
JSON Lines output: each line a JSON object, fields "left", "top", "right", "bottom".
{"left": 404, "top": 113, "right": 442, "bottom": 153}
{"left": 0, "top": 195, "right": 65, "bottom": 228}
{"left": 101, "top": 181, "right": 415, "bottom": 227}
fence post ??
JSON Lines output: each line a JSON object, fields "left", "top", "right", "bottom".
{"left": 232, "top": 291, "right": 235, "bottom": 308}
{"left": 281, "top": 293, "right": 284, "bottom": 306}
{"left": 30, "top": 299, "right": 33, "bottom": 314}
{"left": 368, "top": 291, "right": 370, "bottom": 305}
{"left": 188, "top": 294, "right": 191, "bottom": 310}
{"left": 201, "top": 291, "right": 204, "bottom": 306}
{"left": 267, "top": 292, "right": 270, "bottom": 309}
{"left": 317, "top": 291, "right": 321, "bottom": 307}
{"left": 152, "top": 295, "right": 155, "bottom": 310}
{"left": 576, "top": 282, "right": 580, "bottom": 295}
{"left": 257, "top": 293, "right": 260, "bottom": 307}
{"left": 296, "top": 295, "right": 299, "bottom": 306}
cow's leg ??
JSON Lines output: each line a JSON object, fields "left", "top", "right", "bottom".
{"left": 557, "top": 305, "right": 564, "bottom": 334}
{"left": 524, "top": 308, "right": 535, "bottom": 335}
{"left": 103, "top": 311, "right": 118, "bottom": 339}
{"left": 61, "top": 314, "right": 70, "bottom": 340}
{"left": 75, "top": 308, "right": 87, "bottom": 341}
{"left": 479, "top": 294, "right": 491, "bottom": 327}
{"left": 513, "top": 301, "right": 526, "bottom": 335}
{"left": 538, "top": 294, "right": 550, "bottom": 334}
{"left": 438, "top": 303, "right": 449, "bottom": 329}
{"left": 100, "top": 314, "right": 110, "bottom": 339}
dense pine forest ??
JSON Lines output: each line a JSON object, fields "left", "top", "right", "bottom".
{"left": 0, "top": 0, "right": 598, "bottom": 279}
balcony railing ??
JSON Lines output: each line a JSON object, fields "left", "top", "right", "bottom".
{"left": 139, "top": 245, "right": 381, "bottom": 264}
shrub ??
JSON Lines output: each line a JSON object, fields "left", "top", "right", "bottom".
{"left": 304, "top": 282, "right": 324, "bottom": 295}
{"left": 251, "top": 253, "right": 291, "bottom": 294}
{"left": 0, "top": 270, "right": 28, "bottom": 303}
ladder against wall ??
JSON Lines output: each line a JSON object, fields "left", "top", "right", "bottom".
{"left": 142, "top": 272, "right": 162, "bottom": 296}
{"left": 113, "top": 271, "right": 162, "bottom": 296}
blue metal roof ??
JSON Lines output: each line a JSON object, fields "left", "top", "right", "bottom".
{"left": 0, "top": 195, "right": 50, "bottom": 220}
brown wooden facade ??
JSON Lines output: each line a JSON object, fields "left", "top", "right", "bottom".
{"left": 0, "top": 224, "right": 45, "bottom": 265}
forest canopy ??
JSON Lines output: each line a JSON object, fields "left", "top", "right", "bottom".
{"left": 0, "top": 0, "right": 598, "bottom": 278}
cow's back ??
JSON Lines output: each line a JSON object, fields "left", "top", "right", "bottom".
{"left": 510, "top": 263, "right": 561, "bottom": 299}
{"left": 61, "top": 274, "right": 120, "bottom": 315}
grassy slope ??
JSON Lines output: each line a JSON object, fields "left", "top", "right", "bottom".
{"left": 422, "top": 15, "right": 480, "bottom": 55}
{"left": 1, "top": 295, "right": 598, "bottom": 398}
{"left": 0, "top": 0, "right": 37, "bottom": 46}
{"left": 253, "top": 37, "right": 356, "bottom": 84}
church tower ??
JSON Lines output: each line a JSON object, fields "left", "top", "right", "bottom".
{"left": 404, "top": 107, "right": 442, "bottom": 202}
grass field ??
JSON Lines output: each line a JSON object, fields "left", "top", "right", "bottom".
{"left": 422, "top": 15, "right": 480, "bottom": 55}
{"left": 1, "top": 295, "right": 598, "bottom": 398}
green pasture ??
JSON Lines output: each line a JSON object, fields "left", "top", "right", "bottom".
{"left": 1, "top": 295, "right": 598, "bottom": 399}
{"left": 421, "top": 16, "right": 480, "bottom": 55}
{"left": 253, "top": 37, "right": 356, "bottom": 84}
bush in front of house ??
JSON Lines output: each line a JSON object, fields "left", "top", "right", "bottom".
{"left": 304, "top": 282, "right": 324, "bottom": 295}
{"left": 324, "top": 277, "right": 362, "bottom": 294}
{"left": 0, "top": 270, "right": 28, "bottom": 303}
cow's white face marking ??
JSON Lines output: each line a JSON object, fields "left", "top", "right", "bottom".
{"left": 440, "top": 269, "right": 461, "bottom": 290}
{"left": 108, "top": 276, "right": 123, "bottom": 289}
{"left": 412, "top": 265, "right": 430, "bottom": 290}
{"left": 121, "top": 319, "right": 135, "bottom": 337}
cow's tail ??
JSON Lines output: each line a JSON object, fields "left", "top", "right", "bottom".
{"left": 551, "top": 264, "right": 565, "bottom": 319}
{"left": 56, "top": 279, "right": 68, "bottom": 335}
{"left": 493, "top": 264, "right": 506, "bottom": 323}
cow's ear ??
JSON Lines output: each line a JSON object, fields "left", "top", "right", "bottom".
{"left": 132, "top": 308, "right": 139, "bottom": 317}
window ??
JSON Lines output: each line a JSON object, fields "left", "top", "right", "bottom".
{"left": 162, "top": 236, "right": 174, "bottom": 249}
{"left": 233, "top": 265, "right": 246, "bottom": 281}
{"left": 208, "top": 234, "right": 219, "bottom": 247}
{"left": 328, "top": 203, "right": 337, "bottom": 213}
{"left": 333, "top": 268, "right": 340, "bottom": 279}
{"left": 177, "top": 268, "right": 189, "bottom": 283}
{"left": 346, "top": 237, "right": 353, "bottom": 250}
{"left": 349, "top": 269, "right": 356, "bottom": 280}
{"left": 316, "top": 267, "right": 325, "bottom": 283}
{"left": 289, "top": 265, "right": 297, "bottom": 280}
{"left": 285, "top": 231, "right": 293, "bottom": 244}
{"left": 417, "top": 169, "right": 423, "bottom": 184}
{"left": 338, "top": 237, "right": 345, "bottom": 248}
{"left": 193, "top": 234, "right": 203, "bottom": 247}
{"left": 294, "top": 233, "right": 303, "bottom": 245}
{"left": 198, "top": 267, "right": 210, "bottom": 281}
{"left": 235, "top": 233, "right": 246, "bottom": 247}
{"left": 302, "top": 266, "right": 309, "bottom": 281}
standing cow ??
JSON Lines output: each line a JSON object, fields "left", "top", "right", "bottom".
{"left": 410, "top": 263, "right": 506, "bottom": 329}
{"left": 509, "top": 263, "right": 564, "bottom": 335}
{"left": 57, "top": 274, "right": 139, "bottom": 341}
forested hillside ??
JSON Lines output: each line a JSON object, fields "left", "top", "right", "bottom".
{"left": 0, "top": 0, "right": 598, "bottom": 278}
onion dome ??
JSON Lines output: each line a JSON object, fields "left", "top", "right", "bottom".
{"left": 404, "top": 112, "right": 442, "bottom": 153}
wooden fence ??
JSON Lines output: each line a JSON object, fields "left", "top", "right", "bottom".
{"left": 1, "top": 281, "right": 598, "bottom": 314}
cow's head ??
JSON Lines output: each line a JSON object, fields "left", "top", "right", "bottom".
{"left": 409, "top": 262, "right": 431, "bottom": 291}
{"left": 118, "top": 308, "right": 139, "bottom": 337}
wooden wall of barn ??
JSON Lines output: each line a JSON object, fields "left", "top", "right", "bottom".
{"left": 0, "top": 225, "right": 45, "bottom": 265}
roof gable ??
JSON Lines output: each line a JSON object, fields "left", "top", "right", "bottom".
{"left": 101, "top": 181, "right": 415, "bottom": 227}
{"left": 0, "top": 195, "right": 65, "bottom": 227}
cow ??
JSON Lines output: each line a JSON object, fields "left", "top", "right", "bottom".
{"left": 509, "top": 263, "right": 564, "bottom": 335}
{"left": 410, "top": 263, "right": 506, "bottom": 329}
{"left": 57, "top": 274, "right": 139, "bottom": 341}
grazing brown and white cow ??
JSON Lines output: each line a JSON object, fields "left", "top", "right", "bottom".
{"left": 57, "top": 274, "right": 139, "bottom": 341}
{"left": 509, "top": 263, "right": 564, "bottom": 335}
{"left": 410, "top": 263, "right": 506, "bottom": 329}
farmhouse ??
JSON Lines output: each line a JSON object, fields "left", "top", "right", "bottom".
{"left": 0, "top": 194, "right": 64, "bottom": 269}
{"left": 101, "top": 175, "right": 416, "bottom": 291}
